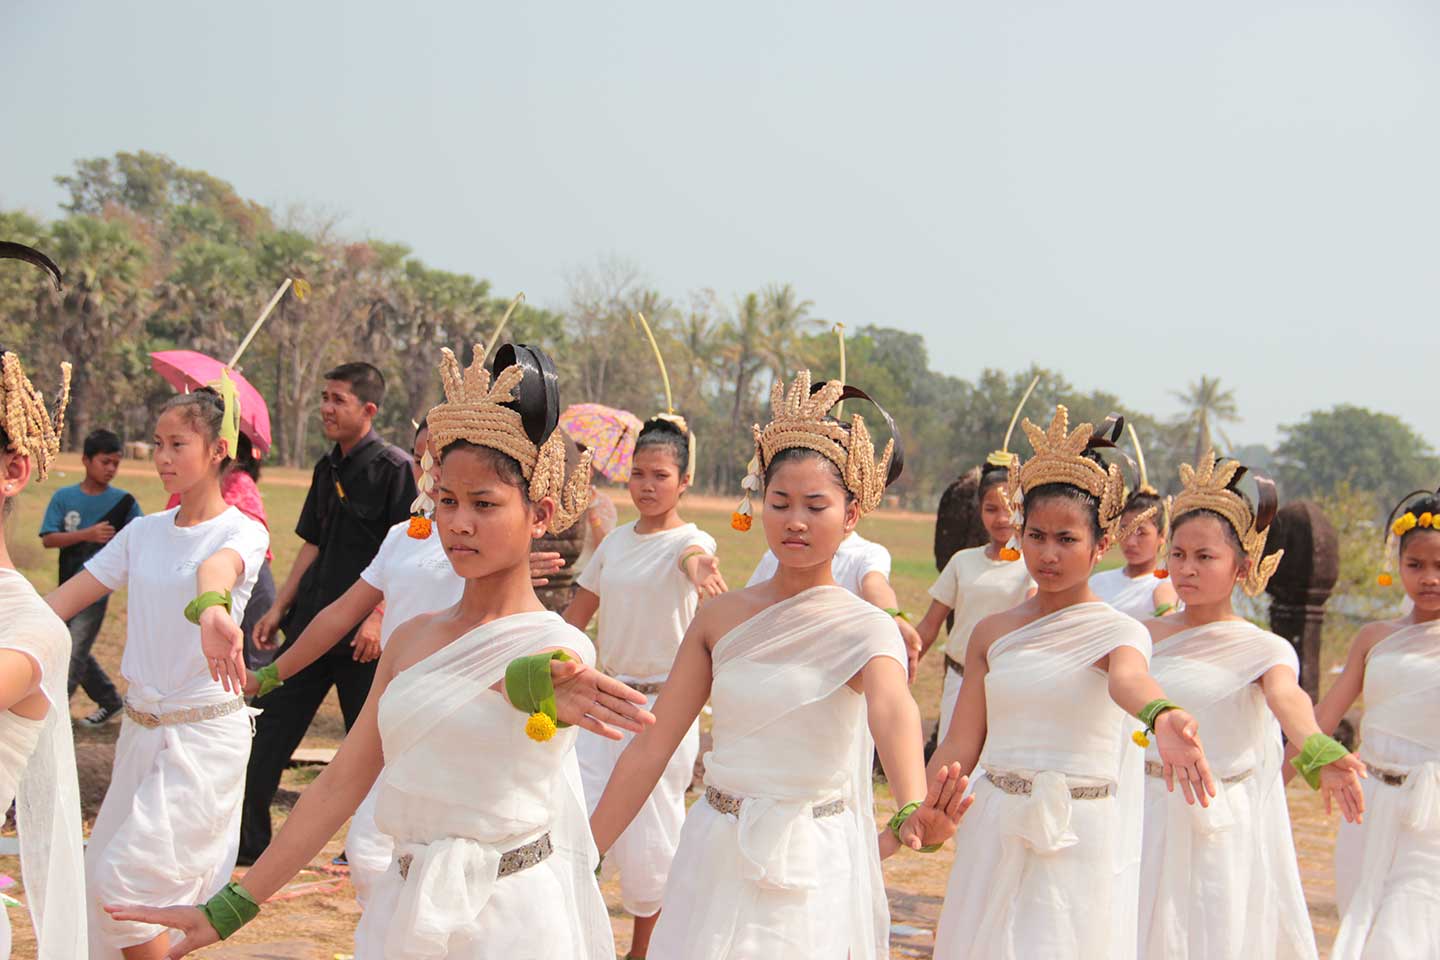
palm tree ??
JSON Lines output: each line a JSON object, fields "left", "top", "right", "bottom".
{"left": 1172, "top": 375, "right": 1240, "bottom": 465}
{"left": 759, "top": 282, "right": 818, "bottom": 377}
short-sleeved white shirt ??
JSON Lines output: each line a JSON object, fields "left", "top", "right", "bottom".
{"left": 359, "top": 521, "right": 466, "bottom": 648}
{"left": 929, "top": 545, "right": 1035, "bottom": 660}
{"left": 86, "top": 506, "right": 269, "bottom": 702}
{"left": 745, "top": 530, "right": 892, "bottom": 597}
{"left": 576, "top": 521, "right": 716, "bottom": 679}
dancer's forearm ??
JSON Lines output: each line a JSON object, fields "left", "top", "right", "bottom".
{"left": 865, "top": 658, "right": 927, "bottom": 808}
{"left": 273, "top": 581, "right": 383, "bottom": 681}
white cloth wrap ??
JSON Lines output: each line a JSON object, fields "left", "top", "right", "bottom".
{"left": 935, "top": 601, "right": 1149, "bottom": 960}
{"left": 1139, "top": 619, "right": 1316, "bottom": 958}
{"left": 1332, "top": 620, "right": 1440, "bottom": 960}
{"left": 359, "top": 611, "right": 612, "bottom": 960}
{"left": 648, "top": 585, "right": 906, "bottom": 959}
{"left": 0, "top": 570, "right": 86, "bottom": 959}
{"left": 1089, "top": 567, "right": 1160, "bottom": 620}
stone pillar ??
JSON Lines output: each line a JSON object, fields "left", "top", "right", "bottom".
{"left": 1264, "top": 500, "right": 1339, "bottom": 700}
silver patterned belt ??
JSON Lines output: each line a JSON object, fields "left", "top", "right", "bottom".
{"left": 985, "top": 770, "right": 1114, "bottom": 801}
{"left": 396, "top": 832, "right": 553, "bottom": 882}
{"left": 705, "top": 785, "right": 846, "bottom": 820}
{"left": 605, "top": 671, "right": 664, "bottom": 695}
{"left": 1144, "top": 761, "right": 1253, "bottom": 785}
{"left": 124, "top": 696, "right": 245, "bottom": 729}
{"left": 944, "top": 653, "right": 964, "bottom": 677}
{"left": 1366, "top": 763, "right": 1408, "bottom": 787}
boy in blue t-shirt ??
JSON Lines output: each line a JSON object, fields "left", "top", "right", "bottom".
{"left": 38, "top": 428, "right": 143, "bottom": 725}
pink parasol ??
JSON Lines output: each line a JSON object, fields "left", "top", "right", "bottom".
{"left": 149, "top": 350, "right": 272, "bottom": 455}
{"left": 559, "top": 403, "right": 642, "bottom": 482}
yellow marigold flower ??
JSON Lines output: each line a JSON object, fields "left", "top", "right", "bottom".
{"left": 1394, "top": 513, "right": 1418, "bottom": 536}
{"left": 407, "top": 516, "right": 433, "bottom": 539}
{"left": 1378, "top": 573, "right": 1394, "bottom": 587}
{"left": 525, "top": 711, "right": 557, "bottom": 742}
{"left": 1421, "top": 512, "right": 1435, "bottom": 529}
{"left": 1132, "top": 729, "right": 1150, "bottom": 748}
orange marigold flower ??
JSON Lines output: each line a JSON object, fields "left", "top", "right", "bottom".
{"left": 1377, "top": 573, "right": 1393, "bottom": 587}
{"left": 407, "top": 516, "right": 433, "bottom": 539}
{"left": 999, "top": 547, "right": 1020, "bottom": 561}
{"left": 731, "top": 512, "right": 753, "bottom": 532}
{"left": 1153, "top": 568, "right": 1170, "bottom": 579}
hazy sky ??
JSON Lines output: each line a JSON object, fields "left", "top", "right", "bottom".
{"left": 5, "top": 1, "right": 1437, "bottom": 447}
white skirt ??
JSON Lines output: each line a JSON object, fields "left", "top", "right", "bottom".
{"left": 346, "top": 781, "right": 394, "bottom": 908}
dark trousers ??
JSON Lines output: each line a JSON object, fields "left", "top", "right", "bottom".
{"left": 238, "top": 644, "right": 377, "bottom": 860}
{"left": 66, "top": 596, "right": 123, "bottom": 711}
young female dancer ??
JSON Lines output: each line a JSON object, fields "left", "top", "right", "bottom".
{"left": 1090, "top": 489, "right": 1178, "bottom": 619}
{"left": 916, "top": 460, "right": 1034, "bottom": 740}
{"left": 590, "top": 372, "right": 970, "bottom": 959}
{"left": 1312, "top": 486, "right": 1440, "bottom": 959}
{"left": 563, "top": 413, "right": 722, "bottom": 957}
{"left": 930, "top": 406, "right": 1215, "bottom": 960}
{"left": 107, "top": 343, "right": 653, "bottom": 959}
{"left": 46, "top": 384, "right": 270, "bottom": 960}
{"left": 1138, "top": 451, "right": 1364, "bottom": 958}
{"left": 0, "top": 343, "right": 86, "bottom": 958}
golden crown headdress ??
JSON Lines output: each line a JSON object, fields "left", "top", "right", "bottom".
{"left": 1171, "top": 450, "right": 1283, "bottom": 596}
{"left": 732, "top": 370, "right": 898, "bottom": 529}
{"left": 1007, "top": 405, "right": 1154, "bottom": 542}
{"left": 633, "top": 312, "right": 696, "bottom": 483}
{"left": 0, "top": 351, "right": 71, "bottom": 484}
{"left": 426, "top": 344, "right": 593, "bottom": 533}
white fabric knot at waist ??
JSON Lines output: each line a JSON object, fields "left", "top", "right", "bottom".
{"left": 706, "top": 782, "right": 846, "bottom": 891}
{"left": 984, "top": 768, "right": 1116, "bottom": 854}
{"left": 385, "top": 831, "right": 549, "bottom": 959}
{"left": 1364, "top": 754, "right": 1440, "bottom": 833}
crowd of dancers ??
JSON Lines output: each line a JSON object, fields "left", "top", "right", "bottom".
{"left": 0, "top": 313, "right": 1436, "bottom": 959}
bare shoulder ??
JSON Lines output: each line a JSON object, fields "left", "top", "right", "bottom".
{"left": 1350, "top": 618, "right": 1404, "bottom": 659}
{"left": 380, "top": 609, "right": 449, "bottom": 676}
{"left": 1143, "top": 616, "right": 1188, "bottom": 645}
{"left": 693, "top": 586, "right": 773, "bottom": 650}
{"left": 970, "top": 601, "right": 1036, "bottom": 658}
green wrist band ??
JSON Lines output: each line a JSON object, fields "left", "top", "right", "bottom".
{"left": 184, "top": 589, "right": 233, "bottom": 625}
{"left": 254, "top": 663, "right": 283, "bottom": 698}
{"left": 1138, "top": 698, "right": 1180, "bottom": 733}
{"left": 1292, "top": 733, "right": 1350, "bottom": 791}
{"left": 1152, "top": 603, "right": 1176, "bottom": 617}
{"left": 887, "top": 801, "right": 942, "bottom": 853}
{"left": 505, "top": 650, "right": 573, "bottom": 742}
{"left": 883, "top": 607, "right": 911, "bottom": 624}
{"left": 198, "top": 881, "right": 259, "bottom": 940}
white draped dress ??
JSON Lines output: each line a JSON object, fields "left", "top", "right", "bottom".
{"left": 647, "top": 585, "right": 905, "bottom": 959}
{"left": 935, "top": 601, "right": 1149, "bottom": 960}
{"left": 1138, "top": 620, "right": 1316, "bottom": 959}
{"left": 0, "top": 569, "right": 86, "bottom": 959}
{"left": 355, "top": 611, "right": 613, "bottom": 960}
{"left": 1332, "top": 620, "right": 1440, "bottom": 960}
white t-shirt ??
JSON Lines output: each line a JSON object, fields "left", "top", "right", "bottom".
{"left": 86, "top": 506, "right": 269, "bottom": 702}
{"left": 1089, "top": 567, "right": 1162, "bottom": 620}
{"left": 576, "top": 521, "right": 716, "bottom": 680}
{"left": 745, "top": 530, "right": 892, "bottom": 597}
{"left": 359, "top": 520, "right": 465, "bottom": 647}
{"left": 929, "top": 545, "right": 1035, "bottom": 661}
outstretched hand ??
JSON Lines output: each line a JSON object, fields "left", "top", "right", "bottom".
{"left": 103, "top": 904, "right": 216, "bottom": 958}
{"left": 898, "top": 762, "right": 973, "bottom": 851}
{"left": 1321, "top": 753, "right": 1368, "bottom": 824}
{"left": 529, "top": 550, "right": 565, "bottom": 587}
{"left": 1155, "top": 709, "right": 1218, "bottom": 807}
{"left": 550, "top": 659, "right": 657, "bottom": 740}
{"left": 687, "top": 554, "right": 728, "bottom": 600}
{"left": 199, "top": 606, "right": 247, "bottom": 694}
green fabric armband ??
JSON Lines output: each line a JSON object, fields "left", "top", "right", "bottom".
{"left": 198, "top": 881, "right": 259, "bottom": 940}
{"left": 1138, "top": 698, "right": 1180, "bottom": 733}
{"left": 254, "top": 663, "right": 283, "bottom": 698}
{"left": 883, "top": 607, "right": 911, "bottom": 623}
{"left": 184, "top": 589, "right": 233, "bottom": 625}
{"left": 887, "top": 800, "right": 942, "bottom": 853}
{"left": 1152, "top": 602, "right": 1176, "bottom": 617}
{"left": 1292, "top": 733, "right": 1350, "bottom": 791}
{"left": 505, "top": 650, "right": 573, "bottom": 742}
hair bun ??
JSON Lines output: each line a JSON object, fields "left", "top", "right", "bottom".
{"left": 491, "top": 343, "right": 560, "bottom": 447}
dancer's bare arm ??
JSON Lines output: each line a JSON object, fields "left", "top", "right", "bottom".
{"left": 1107, "top": 644, "right": 1216, "bottom": 805}
{"left": 1262, "top": 663, "right": 1366, "bottom": 822}
{"left": 927, "top": 614, "right": 996, "bottom": 779}
{"left": 561, "top": 587, "right": 600, "bottom": 631}
{"left": 250, "top": 579, "right": 385, "bottom": 693}
{"left": 914, "top": 599, "right": 953, "bottom": 660}
{"left": 44, "top": 569, "right": 110, "bottom": 621}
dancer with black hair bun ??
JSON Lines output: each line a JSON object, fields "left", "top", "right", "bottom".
{"left": 1312, "top": 485, "right": 1440, "bottom": 959}
{"left": 1137, "top": 451, "right": 1363, "bottom": 959}
{"left": 590, "top": 371, "right": 970, "bottom": 959}
{"left": 107, "top": 343, "right": 654, "bottom": 959}
{"left": 931, "top": 406, "right": 1214, "bottom": 960}
{"left": 0, "top": 336, "right": 86, "bottom": 959}
{"left": 1091, "top": 429, "right": 1177, "bottom": 619}
{"left": 46, "top": 381, "right": 270, "bottom": 960}
{"left": 563, "top": 320, "right": 723, "bottom": 957}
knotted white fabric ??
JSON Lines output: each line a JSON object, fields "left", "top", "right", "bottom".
{"left": 358, "top": 611, "right": 612, "bottom": 960}
{"left": 647, "top": 585, "right": 906, "bottom": 959}
{"left": 0, "top": 569, "right": 86, "bottom": 959}
{"left": 1333, "top": 620, "right": 1440, "bottom": 960}
{"left": 1139, "top": 619, "right": 1316, "bottom": 959}
{"left": 935, "top": 601, "right": 1149, "bottom": 960}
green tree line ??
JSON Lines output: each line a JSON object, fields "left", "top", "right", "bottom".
{"left": 2, "top": 151, "right": 1434, "bottom": 512}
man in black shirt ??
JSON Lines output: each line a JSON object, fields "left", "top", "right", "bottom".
{"left": 238, "top": 362, "right": 416, "bottom": 862}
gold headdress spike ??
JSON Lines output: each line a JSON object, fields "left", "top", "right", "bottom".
{"left": 986, "top": 375, "right": 1040, "bottom": 469}
{"left": 1171, "top": 450, "right": 1283, "bottom": 597}
{"left": 1377, "top": 486, "right": 1440, "bottom": 586}
{"left": 632, "top": 312, "right": 695, "bottom": 483}
{"left": 1126, "top": 422, "right": 1170, "bottom": 539}
{"left": 732, "top": 369, "right": 900, "bottom": 530}
{"left": 0, "top": 351, "right": 71, "bottom": 483}
{"left": 1007, "top": 405, "right": 1155, "bottom": 543}
{"left": 425, "top": 343, "right": 593, "bottom": 534}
